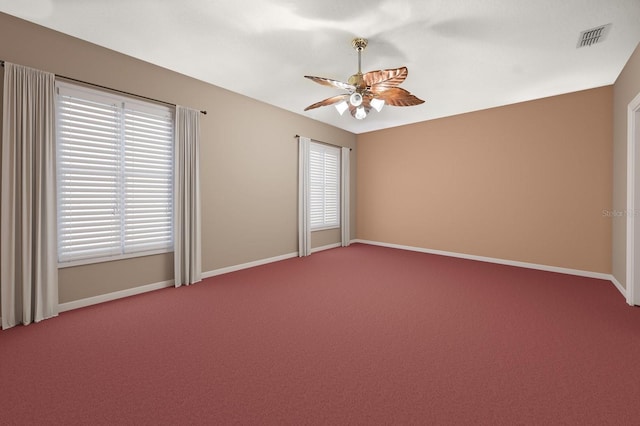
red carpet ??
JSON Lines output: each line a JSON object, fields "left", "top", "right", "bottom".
{"left": 1, "top": 243, "right": 639, "bottom": 425}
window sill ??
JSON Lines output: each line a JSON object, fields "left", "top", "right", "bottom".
{"left": 58, "top": 248, "right": 173, "bottom": 268}
{"left": 311, "top": 225, "right": 340, "bottom": 232}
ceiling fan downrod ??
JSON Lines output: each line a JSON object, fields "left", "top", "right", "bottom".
{"left": 352, "top": 37, "right": 367, "bottom": 74}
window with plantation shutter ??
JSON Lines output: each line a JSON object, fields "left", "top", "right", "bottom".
{"left": 55, "top": 81, "right": 174, "bottom": 265}
{"left": 309, "top": 142, "right": 340, "bottom": 230}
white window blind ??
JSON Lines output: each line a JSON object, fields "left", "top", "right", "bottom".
{"left": 56, "top": 82, "right": 174, "bottom": 264}
{"left": 309, "top": 142, "right": 340, "bottom": 230}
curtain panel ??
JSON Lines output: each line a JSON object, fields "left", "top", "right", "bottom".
{"left": 298, "top": 136, "right": 311, "bottom": 256}
{"left": 1, "top": 62, "right": 58, "bottom": 329}
{"left": 174, "top": 106, "right": 202, "bottom": 286}
{"left": 341, "top": 147, "right": 350, "bottom": 247}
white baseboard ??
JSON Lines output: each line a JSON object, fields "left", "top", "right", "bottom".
{"left": 354, "top": 239, "right": 629, "bottom": 302}
{"left": 59, "top": 251, "right": 301, "bottom": 312}
{"left": 202, "top": 251, "right": 299, "bottom": 278}
{"left": 58, "top": 279, "right": 174, "bottom": 313}
{"left": 609, "top": 275, "right": 628, "bottom": 301}
{"left": 352, "top": 239, "right": 613, "bottom": 281}
{"left": 199, "top": 243, "right": 342, "bottom": 279}
{"left": 56, "top": 239, "right": 625, "bottom": 313}
{"left": 57, "top": 250, "right": 307, "bottom": 313}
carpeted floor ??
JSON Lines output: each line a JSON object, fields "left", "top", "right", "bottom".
{"left": 1, "top": 243, "right": 639, "bottom": 425}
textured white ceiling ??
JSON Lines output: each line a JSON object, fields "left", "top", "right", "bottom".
{"left": 1, "top": 0, "right": 639, "bottom": 134}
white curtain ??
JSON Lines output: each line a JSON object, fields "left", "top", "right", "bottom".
{"left": 298, "top": 136, "right": 311, "bottom": 256}
{"left": 1, "top": 63, "right": 58, "bottom": 329}
{"left": 341, "top": 147, "right": 350, "bottom": 247}
{"left": 174, "top": 106, "right": 202, "bottom": 287}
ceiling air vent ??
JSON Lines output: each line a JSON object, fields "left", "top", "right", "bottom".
{"left": 577, "top": 24, "right": 611, "bottom": 48}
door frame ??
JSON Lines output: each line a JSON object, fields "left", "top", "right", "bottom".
{"left": 626, "top": 91, "right": 640, "bottom": 306}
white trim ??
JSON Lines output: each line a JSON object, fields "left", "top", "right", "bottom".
{"left": 610, "top": 275, "right": 627, "bottom": 299}
{"left": 352, "top": 239, "right": 612, "bottom": 280}
{"left": 626, "top": 91, "right": 640, "bottom": 306}
{"left": 311, "top": 243, "right": 341, "bottom": 254}
{"left": 58, "top": 279, "right": 174, "bottom": 312}
{"left": 202, "top": 252, "right": 298, "bottom": 278}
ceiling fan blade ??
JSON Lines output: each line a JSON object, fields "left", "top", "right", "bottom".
{"left": 363, "top": 67, "right": 408, "bottom": 87}
{"left": 371, "top": 86, "right": 425, "bottom": 107}
{"left": 304, "top": 76, "right": 355, "bottom": 91}
{"left": 304, "top": 94, "right": 350, "bottom": 111}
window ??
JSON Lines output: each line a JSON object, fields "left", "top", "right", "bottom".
{"left": 55, "top": 82, "right": 174, "bottom": 265}
{"left": 309, "top": 142, "right": 340, "bottom": 230}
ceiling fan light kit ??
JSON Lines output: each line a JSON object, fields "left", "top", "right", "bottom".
{"left": 304, "top": 37, "right": 424, "bottom": 120}
{"left": 349, "top": 92, "right": 363, "bottom": 107}
{"left": 335, "top": 100, "right": 349, "bottom": 115}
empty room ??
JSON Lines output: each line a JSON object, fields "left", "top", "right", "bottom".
{"left": 1, "top": 1, "right": 640, "bottom": 424}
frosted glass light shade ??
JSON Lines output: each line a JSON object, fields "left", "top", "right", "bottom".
{"left": 355, "top": 106, "right": 367, "bottom": 120}
{"left": 370, "top": 98, "right": 385, "bottom": 112}
{"left": 335, "top": 101, "right": 349, "bottom": 115}
{"left": 349, "top": 92, "right": 363, "bottom": 107}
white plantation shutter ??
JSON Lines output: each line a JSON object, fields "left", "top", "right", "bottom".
{"left": 56, "top": 86, "right": 122, "bottom": 261}
{"left": 123, "top": 104, "right": 173, "bottom": 253}
{"left": 309, "top": 142, "right": 340, "bottom": 229}
{"left": 56, "top": 82, "right": 173, "bottom": 264}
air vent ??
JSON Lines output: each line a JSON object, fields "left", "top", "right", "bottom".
{"left": 577, "top": 24, "right": 611, "bottom": 48}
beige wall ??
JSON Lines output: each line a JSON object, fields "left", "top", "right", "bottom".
{"left": 0, "top": 13, "right": 356, "bottom": 304}
{"left": 612, "top": 43, "right": 640, "bottom": 289}
{"left": 357, "top": 87, "right": 613, "bottom": 273}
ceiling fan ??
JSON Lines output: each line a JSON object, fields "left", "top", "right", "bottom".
{"left": 304, "top": 38, "right": 425, "bottom": 120}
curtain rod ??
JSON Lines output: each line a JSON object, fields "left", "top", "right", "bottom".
{"left": 295, "top": 135, "right": 352, "bottom": 151}
{"left": 0, "top": 60, "right": 207, "bottom": 115}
